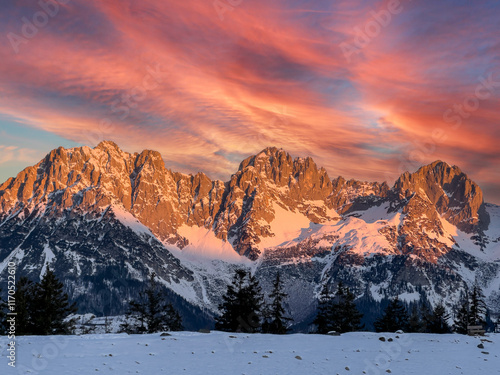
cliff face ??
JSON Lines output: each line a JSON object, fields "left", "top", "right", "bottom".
{"left": 0, "top": 142, "right": 223, "bottom": 245}
{"left": 331, "top": 176, "right": 390, "bottom": 213}
{"left": 393, "top": 161, "right": 487, "bottom": 233}
{"left": 1, "top": 142, "right": 498, "bottom": 326}
{"left": 0, "top": 144, "right": 489, "bottom": 260}
{"left": 212, "top": 147, "right": 339, "bottom": 259}
{"left": 0, "top": 144, "right": 341, "bottom": 260}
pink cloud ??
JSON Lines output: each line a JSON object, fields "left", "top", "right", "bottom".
{"left": 0, "top": 0, "right": 499, "bottom": 202}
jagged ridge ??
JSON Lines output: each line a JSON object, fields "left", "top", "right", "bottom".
{"left": 1, "top": 142, "right": 499, "bottom": 327}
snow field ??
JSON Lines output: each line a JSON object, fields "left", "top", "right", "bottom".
{"left": 0, "top": 332, "right": 498, "bottom": 375}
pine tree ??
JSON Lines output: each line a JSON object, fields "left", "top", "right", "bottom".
{"left": 0, "top": 289, "right": 7, "bottom": 335}
{"left": 164, "top": 303, "right": 183, "bottom": 332}
{"left": 426, "top": 303, "right": 451, "bottom": 333}
{"left": 484, "top": 309, "right": 495, "bottom": 332}
{"left": 262, "top": 272, "right": 292, "bottom": 334}
{"left": 125, "top": 295, "right": 147, "bottom": 333}
{"left": 453, "top": 298, "right": 470, "bottom": 334}
{"left": 419, "top": 302, "right": 434, "bottom": 333}
{"left": 215, "top": 270, "right": 241, "bottom": 332}
{"left": 31, "top": 267, "right": 77, "bottom": 335}
{"left": 374, "top": 297, "right": 409, "bottom": 332}
{"left": 124, "top": 272, "right": 183, "bottom": 333}
{"left": 313, "top": 283, "right": 333, "bottom": 334}
{"left": 469, "top": 283, "right": 486, "bottom": 326}
{"left": 14, "top": 277, "right": 37, "bottom": 335}
{"left": 215, "top": 269, "right": 263, "bottom": 333}
{"left": 407, "top": 304, "right": 422, "bottom": 333}
{"left": 330, "top": 282, "right": 363, "bottom": 333}
{"left": 243, "top": 272, "right": 264, "bottom": 332}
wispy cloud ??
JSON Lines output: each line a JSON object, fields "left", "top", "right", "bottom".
{"left": 0, "top": 145, "right": 40, "bottom": 165}
{"left": 0, "top": 0, "right": 499, "bottom": 202}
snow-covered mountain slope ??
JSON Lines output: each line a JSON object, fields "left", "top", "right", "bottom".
{"left": 0, "top": 142, "right": 499, "bottom": 326}
{"left": 255, "top": 201, "right": 500, "bottom": 322}
{"left": 1, "top": 332, "right": 498, "bottom": 375}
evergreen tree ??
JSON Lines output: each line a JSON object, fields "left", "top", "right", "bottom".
{"left": 418, "top": 302, "right": 434, "bottom": 333}
{"left": 244, "top": 272, "right": 264, "bottom": 332}
{"left": 374, "top": 297, "right": 409, "bottom": 332}
{"left": 262, "top": 272, "right": 292, "bottom": 334}
{"left": 407, "top": 304, "right": 423, "bottom": 333}
{"left": 330, "top": 282, "right": 363, "bottom": 333}
{"left": 0, "top": 289, "right": 7, "bottom": 335}
{"left": 14, "top": 277, "right": 37, "bottom": 335}
{"left": 124, "top": 294, "right": 147, "bottom": 333}
{"left": 164, "top": 303, "right": 183, "bottom": 332}
{"left": 313, "top": 284, "right": 333, "bottom": 334}
{"left": 426, "top": 303, "right": 451, "bottom": 333}
{"left": 469, "top": 283, "right": 487, "bottom": 326}
{"left": 453, "top": 298, "right": 470, "bottom": 334}
{"left": 484, "top": 309, "right": 495, "bottom": 332}
{"left": 123, "top": 273, "right": 183, "bottom": 333}
{"left": 215, "top": 269, "right": 263, "bottom": 333}
{"left": 31, "top": 267, "right": 77, "bottom": 335}
{"left": 215, "top": 270, "right": 241, "bottom": 332}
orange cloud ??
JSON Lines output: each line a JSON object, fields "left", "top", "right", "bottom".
{"left": 0, "top": 0, "right": 498, "bottom": 203}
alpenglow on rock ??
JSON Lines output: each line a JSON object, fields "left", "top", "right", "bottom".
{"left": 393, "top": 160, "right": 488, "bottom": 233}
{"left": 1, "top": 142, "right": 499, "bottom": 328}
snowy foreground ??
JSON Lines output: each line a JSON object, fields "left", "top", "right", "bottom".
{"left": 1, "top": 332, "right": 499, "bottom": 375}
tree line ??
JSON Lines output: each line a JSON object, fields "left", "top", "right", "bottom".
{"left": 119, "top": 272, "right": 183, "bottom": 333}
{"left": 0, "top": 268, "right": 184, "bottom": 336}
{"left": 1, "top": 267, "right": 497, "bottom": 335}
{"left": 215, "top": 270, "right": 498, "bottom": 335}
{"left": 371, "top": 283, "right": 494, "bottom": 334}
{"left": 0, "top": 267, "right": 77, "bottom": 335}
{"left": 215, "top": 269, "right": 292, "bottom": 334}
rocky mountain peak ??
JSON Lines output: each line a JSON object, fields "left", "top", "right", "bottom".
{"left": 238, "top": 147, "right": 293, "bottom": 184}
{"left": 0, "top": 143, "right": 493, "bottom": 263}
{"left": 394, "top": 160, "right": 487, "bottom": 232}
{"left": 237, "top": 147, "right": 331, "bottom": 196}
{"left": 96, "top": 140, "right": 121, "bottom": 152}
{"left": 210, "top": 148, "right": 338, "bottom": 259}
{"left": 2, "top": 144, "right": 499, "bottom": 328}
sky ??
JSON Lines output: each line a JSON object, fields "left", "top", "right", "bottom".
{"left": 0, "top": 0, "right": 499, "bottom": 203}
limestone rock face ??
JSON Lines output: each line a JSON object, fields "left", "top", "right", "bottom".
{"left": 393, "top": 161, "right": 487, "bottom": 232}
{"left": 0, "top": 141, "right": 222, "bottom": 247}
{"left": 0, "top": 143, "right": 490, "bottom": 262}
{"left": 331, "top": 177, "right": 390, "bottom": 213}
{"left": 211, "top": 147, "right": 340, "bottom": 259}
{"left": 237, "top": 147, "right": 333, "bottom": 201}
{"left": 394, "top": 193, "right": 451, "bottom": 263}
{"left": 1, "top": 142, "right": 499, "bottom": 329}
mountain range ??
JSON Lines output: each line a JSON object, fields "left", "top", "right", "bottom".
{"left": 0, "top": 141, "right": 499, "bottom": 329}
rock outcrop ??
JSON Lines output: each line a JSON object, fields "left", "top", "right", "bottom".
{"left": 393, "top": 161, "right": 488, "bottom": 232}
{"left": 0, "top": 145, "right": 489, "bottom": 260}
{"left": 1, "top": 142, "right": 498, "bottom": 328}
